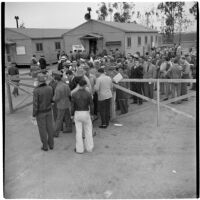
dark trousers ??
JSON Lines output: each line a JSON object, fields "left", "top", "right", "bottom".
{"left": 181, "top": 74, "right": 190, "bottom": 98}
{"left": 118, "top": 99, "right": 128, "bottom": 114}
{"left": 144, "top": 83, "right": 154, "bottom": 99}
{"left": 52, "top": 103, "right": 57, "bottom": 122}
{"left": 93, "top": 92, "right": 98, "bottom": 116}
{"left": 36, "top": 111, "right": 54, "bottom": 149}
{"left": 55, "top": 108, "right": 72, "bottom": 135}
{"left": 132, "top": 83, "right": 143, "bottom": 104}
{"left": 99, "top": 98, "right": 111, "bottom": 126}
{"left": 12, "top": 81, "right": 19, "bottom": 96}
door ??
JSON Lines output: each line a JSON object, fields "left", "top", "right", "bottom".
{"left": 89, "top": 39, "right": 97, "bottom": 55}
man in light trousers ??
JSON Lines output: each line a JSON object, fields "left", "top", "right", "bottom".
{"left": 71, "top": 79, "right": 94, "bottom": 154}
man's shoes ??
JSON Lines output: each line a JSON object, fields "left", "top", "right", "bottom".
{"left": 163, "top": 98, "right": 168, "bottom": 101}
{"left": 99, "top": 125, "right": 107, "bottom": 128}
{"left": 41, "top": 147, "right": 48, "bottom": 151}
{"left": 74, "top": 148, "right": 83, "bottom": 154}
{"left": 54, "top": 134, "right": 59, "bottom": 138}
{"left": 49, "top": 147, "right": 54, "bottom": 150}
{"left": 182, "top": 98, "right": 188, "bottom": 101}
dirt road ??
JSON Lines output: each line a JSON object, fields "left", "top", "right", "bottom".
{"left": 4, "top": 68, "right": 196, "bottom": 198}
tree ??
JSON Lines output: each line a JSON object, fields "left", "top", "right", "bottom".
{"left": 19, "top": 22, "right": 26, "bottom": 29}
{"left": 157, "top": 2, "right": 186, "bottom": 43}
{"left": 189, "top": 2, "right": 198, "bottom": 20}
{"left": 96, "top": 2, "right": 135, "bottom": 22}
{"left": 96, "top": 3, "right": 108, "bottom": 20}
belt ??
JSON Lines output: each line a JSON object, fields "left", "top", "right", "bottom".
{"left": 38, "top": 108, "right": 51, "bottom": 114}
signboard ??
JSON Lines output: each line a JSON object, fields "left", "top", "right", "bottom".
{"left": 16, "top": 46, "right": 26, "bottom": 55}
{"left": 72, "top": 44, "right": 85, "bottom": 52}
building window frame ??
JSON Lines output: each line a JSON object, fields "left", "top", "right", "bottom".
{"left": 36, "top": 43, "right": 43, "bottom": 52}
{"left": 151, "top": 36, "right": 153, "bottom": 44}
{"left": 145, "top": 36, "right": 148, "bottom": 45}
{"left": 138, "top": 36, "right": 141, "bottom": 46}
{"left": 55, "top": 42, "right": 61, "bottom": 50}
{"left": 127, "top": 37, "right": 131, "bottom": 48}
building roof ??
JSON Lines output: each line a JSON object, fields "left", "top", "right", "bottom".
{"left": 6, "top": 28, "right": 71, "bottom": 39}
{"left": 95, "top": 20, "right": 158, "bottom": 33}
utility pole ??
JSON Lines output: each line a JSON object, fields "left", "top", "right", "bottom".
{"left": 14, "top": 16, "right": 19, "bottom": 28}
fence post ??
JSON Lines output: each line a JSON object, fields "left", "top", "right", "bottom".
{"left": 111, "top": 90, "right": 116, "bottom": 121}
{"left": 5, "top": 73, "right": 14, "bottom": 113}
{"left": 157, "top": 79, "right": 160, "bottom": 127}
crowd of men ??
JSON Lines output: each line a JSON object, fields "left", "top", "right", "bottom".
{"left": 8, "top": 44, "right": 196, "bottom": 154}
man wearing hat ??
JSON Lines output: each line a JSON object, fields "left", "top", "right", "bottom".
{"left": 53, "top": 71, "right": 72, "bottom": 136}
{"left": 32, "top": 73, "right": 54, "bottom": 151}
{"left": 39, "top": 55, "right": 47, "bottom": 73}
{"left": 57, "top": 56, "right": 67, "bottom": 71}
{"left": 49, "top": 71, "right": 58, "bottom": 123}
{"left": 143, "top": 56, "right": 157, "bottom": 99}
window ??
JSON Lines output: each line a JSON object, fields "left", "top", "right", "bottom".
{"left": 151, "top": 36, "right": 153, "bottom": 44}
{"left": 155, "top": 35, "right": 158, "bottom": 43}
{"left": 55, "top": 42, "right": 61, "bottom": 50}
{"left": 127, "top": 37, "right": 131, "bottom": 48}
{"left": 36, "top": 43, "right": 43, "bottom": 51}
{"left": 145, "top": 36, "right": 148, "bottom": 44}
{"left": 138, "top": 36, "right": 141, "bottom": 46}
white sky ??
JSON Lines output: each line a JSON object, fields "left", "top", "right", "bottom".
{"left": 4, "top": 1, "right": 197, "bottom": 31}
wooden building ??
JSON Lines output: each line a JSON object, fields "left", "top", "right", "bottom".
{"left": 62, "top": 19, "right": 159, "bottom": 56}
{"left": 5, "top": 28, "right": 69, "bottom": 66}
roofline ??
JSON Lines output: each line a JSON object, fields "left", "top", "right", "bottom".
{"left": 32, "top": 37, "right": 63, "bottom": 40}
{"left": 5, "top": 28, "right": 69, "bottom": 39}
{"left": 5, "top": 28, "right": 31, "bottom": 39}
{"left": 62, "top": 20, "right": 92, "bottom": 37}
{"left": 93, "top": 19, "right": 158, "bottom": 33}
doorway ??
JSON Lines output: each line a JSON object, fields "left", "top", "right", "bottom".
{"left": 89, "top": 39, "right": 97, "bottom": 55}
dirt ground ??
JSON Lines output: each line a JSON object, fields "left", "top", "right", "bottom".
{"left": 4, "top": 67, "right": 197, "bottom": 198}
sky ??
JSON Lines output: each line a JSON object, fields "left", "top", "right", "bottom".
{"left": 4, "top": 1, "right": 197, "bottom": 32}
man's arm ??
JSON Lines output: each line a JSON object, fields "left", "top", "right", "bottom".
{"left": 32, "top": 89, "right": 39, "bottom": 117}
{"left": 71, "top": 95, "right": 75, "bottom": 116}
{"left": 89, "top": 94, "right": 94, "bottom": 116}
{"left": 94, "top": 77, "right": 100, "bottom": 92}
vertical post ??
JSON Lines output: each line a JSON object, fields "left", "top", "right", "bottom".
{"left": 111, "top": 90, "right": 116, "bottom": 121}
{"left": 6, "top": 73, "right": 14, "bottom": 113}
{"left": 157, "top": 79, "right": 160, "bottom": 127}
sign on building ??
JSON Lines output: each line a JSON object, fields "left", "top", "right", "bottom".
{"left": 16, "top": 46, "right": 26, "bottom": 55}
{"left": 72, "top": 44, "right": 85, "bottom": 52}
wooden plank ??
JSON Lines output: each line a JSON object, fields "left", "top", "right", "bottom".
{"left": 8, "top": 81, "right": 33, "bottom": 95}
{"left": 18, "top": 82, "right": 35, "bottom": 89}
{"left": 14, "top": 95, "right": 32, "bottom": 108}
{"left": 163, "top": 92, "right": 196, "bottom": 105}
{"left": 114, "top": 84, "right": 195, "bottom": 120}
{"left": 114, "top": 84, "right": 157, "bottom": 104}
{"left": 5, "top": 75, "right": 14, "bottom": 113}
{"left": 120, "top": 79, "right": 196, "bottom": 83}
{"left": 157, "top": 79, "right": 160, "bottom": 127}
{"left": 14, "top": 101, "right": 33, "bottom": 111}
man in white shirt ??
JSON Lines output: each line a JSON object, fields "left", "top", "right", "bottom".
{"left": 94, "top": 68, "right": 113, "bottom": 128}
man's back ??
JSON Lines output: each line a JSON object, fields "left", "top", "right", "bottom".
{"left": 8, "top": 66, "right": 19, "bottom": 76}
{"left": 54, "top": 81, "right": 71, "bottom": 109}
{"left": 71, "top": 89, "right": 93, "bottom": 113}
{"left": 95, "top": 74, "right": 112, "bottom": 101}
{"left": 33, "top": 84, "right": 53, "bottom": 116}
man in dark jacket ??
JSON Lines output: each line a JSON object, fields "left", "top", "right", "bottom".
{"left": 32, "top": 73, "right": 54, "bottom": 151}
{"left": 8, "top": 62, "right": 19, "bottom": 97}
{"left": 130, "top": 58, "right": 143, "bottom": 104}
{"left": 53, "top": 71, "right": 72, "bottom": 137}
{"left": 39, "top": 55, "right": 47, "bottom": 73}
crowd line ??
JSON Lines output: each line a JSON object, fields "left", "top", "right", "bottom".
{"left": 7, "top": 44, "right": 196, "bottom": 153}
